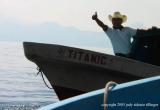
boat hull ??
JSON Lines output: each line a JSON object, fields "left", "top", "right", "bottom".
{"left": 39, "top": 61, "right": 139, "bottom": 100}
{"left": 23, "top": 42, "right": 160, "bottom": 100}
{"left": 38, "top": 76, "right": 160, "bottom": 110}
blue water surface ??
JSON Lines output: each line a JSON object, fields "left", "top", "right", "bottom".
{"left": 0, "top": 42, "right": 58, "bottom": 110}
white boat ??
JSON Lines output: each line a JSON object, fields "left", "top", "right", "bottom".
{"left": 23, "top": 42, "right": 160, "bottom": 100}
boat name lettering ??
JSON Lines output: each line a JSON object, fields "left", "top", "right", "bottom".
{"left": 68, "top": 49, "right": 106, "bottom": 65}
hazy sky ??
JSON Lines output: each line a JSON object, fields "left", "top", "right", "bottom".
{"left": 0, "top": 0, "right": 160, "bottom": 31}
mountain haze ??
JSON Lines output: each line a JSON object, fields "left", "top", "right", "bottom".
{"left": 0, "top": 20, "right": 112, "bottom": 49}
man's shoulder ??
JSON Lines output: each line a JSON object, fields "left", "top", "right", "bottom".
{"left": 123, "top": 26, "right": 132, "bottom": 29}
{"left": 123, "top": 27, "right": 137, "bottom": 32}
{"left": 103, "top": 26, "right": 112, "bottom": 32}
{"left": 123, "top": 26, "right": 136, "bottom": 30}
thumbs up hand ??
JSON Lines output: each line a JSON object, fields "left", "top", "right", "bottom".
{"left": 92, "top": 12, "right": 98, "bottom": 20}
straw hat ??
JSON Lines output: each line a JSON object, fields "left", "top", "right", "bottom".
{"left": 108, "top": 12, "right": 127, "bottom": 23}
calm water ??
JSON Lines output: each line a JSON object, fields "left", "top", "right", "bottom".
{"left": 0, "top": 42, "right": 58, "bottom": 110}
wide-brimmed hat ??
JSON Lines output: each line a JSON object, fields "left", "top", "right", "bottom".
{"left": 108, "top": 12, "right": 127, "bottom": 23}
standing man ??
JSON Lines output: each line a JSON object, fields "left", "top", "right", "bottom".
{"left": 92, "top": 11, "right": 137, "bottom": 57}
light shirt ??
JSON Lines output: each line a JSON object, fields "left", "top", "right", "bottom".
{"left": 105, "top": 27, "right": 137, "bottom": 54}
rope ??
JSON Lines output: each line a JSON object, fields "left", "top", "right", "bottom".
{"left": 104, "top": 81, "right": 117, "bottom": 110}
{"left": 37, "top": 66, "right": 53, "bottom": 89}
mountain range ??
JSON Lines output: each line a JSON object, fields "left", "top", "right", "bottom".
{"left": 0, "top": 20, "right": 112, "bottom": 49}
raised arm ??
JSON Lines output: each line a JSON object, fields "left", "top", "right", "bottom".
{"left": 92, "top": 12, "right": 108, "bottom": 31}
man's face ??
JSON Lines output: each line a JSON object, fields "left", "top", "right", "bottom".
{"left": 112, "top": 18, "right": 123, "bottom": 27}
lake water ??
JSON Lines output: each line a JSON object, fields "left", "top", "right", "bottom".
{"left": 0, "top": 42, "right": 58, "bottom": 110}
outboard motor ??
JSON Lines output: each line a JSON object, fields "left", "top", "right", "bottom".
{"left": 130, "top": 27, "right": 160, "bottom": 66}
